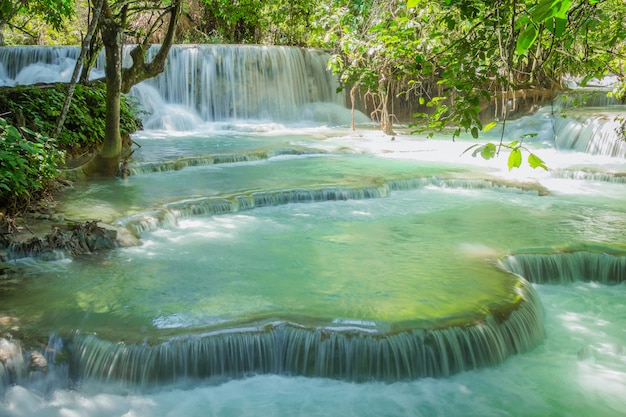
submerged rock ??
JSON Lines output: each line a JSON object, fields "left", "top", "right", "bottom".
{"left": 1, "top": 220, "right": 139, "bottom": 261}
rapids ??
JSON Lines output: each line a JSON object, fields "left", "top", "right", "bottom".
{"left": 1, "top": 45, "right": 625, "bottom": 416}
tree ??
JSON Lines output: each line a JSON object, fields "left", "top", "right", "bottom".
{"left": 408, "top": 0, "right": 626, "bottom": 168}
{"left": 324, "top": 0, "right": 425, "bottom": 134}
{"left": 80, "top": 0, "right": 182, "bottom": 177}
{"left": 200, "top": 0, "right": 263, "bottom": 43}
{"left": 325, "top": 0, "right": 625, "bottom": 166}
{"left": 53, "top": 0, "right": 105, "bottom": 139}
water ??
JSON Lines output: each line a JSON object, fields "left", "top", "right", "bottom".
{"left": 1, "top": 45, "right": 626, "bottom": 416}
{"left": 1, "top": 283, "right": 624, "bottom": 416}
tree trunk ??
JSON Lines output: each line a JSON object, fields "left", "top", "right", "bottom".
{"left": 83, "top": 11, "right": 124, "bottom": 177}
{"left": 79, "top": 0, "right": 181, "bottom": 178}
{"left": 53, "top": 0, "right": 104, "bottom": 139}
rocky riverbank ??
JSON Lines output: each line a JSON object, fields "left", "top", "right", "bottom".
{"left": 0, "top": 214, "right": 140, "bottom": 263}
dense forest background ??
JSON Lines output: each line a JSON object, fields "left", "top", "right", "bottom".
{"left": 3, "top": 0, "right": 625, "bottom": 133}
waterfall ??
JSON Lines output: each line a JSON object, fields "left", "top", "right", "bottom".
{"left": 66, "top": 279, "right": 543, "bottom": 385}
{"left": 115, "top": 177, "right": 548, "bottom": 238}
{"left": 0, "top": 45, "right": 105, "bottom": 86}
{"left": 0, "top": 44, "right": 359, "bottom": 127}
{"left": 500, "top": 248, "right": 626, "bottom": 284}
{"left": 553, "top": 113, "right": 626, "bottom": 158}
{"left": 0, "top": 339, "right": 24, "bottom": 392}
{"left": 131, "top": 44, "right": 357, "bottom": 127}
{"left": 555, "top": 89, "right": 623, "bottom": 109}
{"left": 551, "top": 168, "right": 626, "bottom": 183}
{"left": 129, "top": 147, "right": 327, "bottom": 175}
{"left": 0, "top": 336, "right": 68, "bottom": 395}
{"left": 0, "top": 46, "right": 79, "bottom": 84}
{"left": 139, "top": 45, "right": 342, "bottom": 121}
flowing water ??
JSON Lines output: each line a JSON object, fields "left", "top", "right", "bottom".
{"left": 1, "top": 45, "right": 625, "bottom": 416}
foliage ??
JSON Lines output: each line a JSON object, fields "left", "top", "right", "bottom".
{"left": 0, "top": 0, "right": 75, "bottom": 45}
{"left": 199, "top": 0, "right": 263, "bottom": 43}
{"left": 0, "top": 116, "right": 64, "bottom": 213}
{"left": 198, "top": 0, "right": 316, "bottom": 45}
{"left": 322, "top": 0, "right": 426, "bottom": 133}
{"left": 464, "top": 132, "right": 548, "bottom": 171}
{"left": 408, "top": 0, "right": 625, "bottom": 168}
{"left": 0, "top": 83, "right": 142, "bottom": 153}
{"left": 317, "top": 0, "right": 624, "bottom": 167}
{"left": 261, "top": 0, "right": 316, "bottom": 45}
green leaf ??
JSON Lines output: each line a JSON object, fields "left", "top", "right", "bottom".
{"left": 474, "top": 143, "right": 496, "bottom": 160}
{"left": 528, "top": 153, "right": 548, "bottom": 170}
{"left": 552, "top": 17, "right": 567, "bottom": 37}
{"left": 516, "top": 25, "right": 538, "bottom": 55}
{"left": 508, "top": 148, "right": 522, "bottom": 170}
{"left": 407, "top": 0, "right": 418, "bottom": 8}
{"left": 483, "top": 121, "right": 498, "bottom": 132}
{"left": 520, "top": 133, "right": 538, "bottom": 139}
{"left": 530, "top": 0, "right": 572, "bottom": 22}
{"left": 580, "top": 74, "right": 594, "bottom": 87}
{"left": 553, "top": 0, "right": 573, "bottom": 19}
{"left": 471, "top": 127, "right": 479, "bottom": 138}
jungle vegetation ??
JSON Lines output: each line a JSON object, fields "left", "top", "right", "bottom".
{"left": 0, "top": 0, "right": 625, "bottom": 213}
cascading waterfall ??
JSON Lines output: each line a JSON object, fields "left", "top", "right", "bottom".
{"left": 551, "top": 168, "right": 626, "bottom": 183}
{"left": 0, "top": 339, "right": 24, "bottom": 391}
{"left": 553, "top": 112, "right": 626, "bottom": 157}
{"left": 0, "top": 46, "right": 80, "bottom": 85}
{"left": 114, "top": 176, "right": 546, "bottom": 239}
{"left": 128, "top": 147, "right": 328, "bottom": 175}
{"left": 128, "top": 44, "right": 368, "bottom": 128}
{"left": 0, "top": 45, "right": 106, "bottom": 86}
{"left": 0, "top": 44, "right": 363, "bottom": 127}
{"left": 500, "top": 246, "right": 626, "bottom": 284}
{"left": 1, "top": 45, "right": 626, "bottom": 417}
{"left": 69, "top": 281, "right": 543, "bottom": 385}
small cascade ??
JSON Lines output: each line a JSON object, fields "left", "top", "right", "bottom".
{"left": 0, "top": 338, "right": 25, "bottom": 392}
{"left": 500, "top": 247, "right": 626, "bottom": 284}
{"left": 118, "top": 183, "right": 390, "bottom": 236}
{"left": 67, "top": 279, "right": 543, "bottom": 385}
{"left": 551, "top": 168, "right": 626, "bottom": 183}
{"left": 117, "top": 177, "right": 547, "bottom": 237}
{"left": 553, "top": 113, "right": 626, "bottom": 157}
{"left": 0, "top": 335, "right": 68, "bottom": 394}
{"left": 129, "top": 147, "right": 327, "bottom": 175}
{"left": 388, "top": 177, "right": 549, "bottom": 195}
{"left": 554, "top": 90, "right": 623, "bottom": 110}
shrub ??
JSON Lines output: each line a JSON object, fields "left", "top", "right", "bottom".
{"left": 0, "top": 83, "right": 142, "bottom": 154}
{"left": 0, "top": 117, "right": 65, "bottom": 214}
